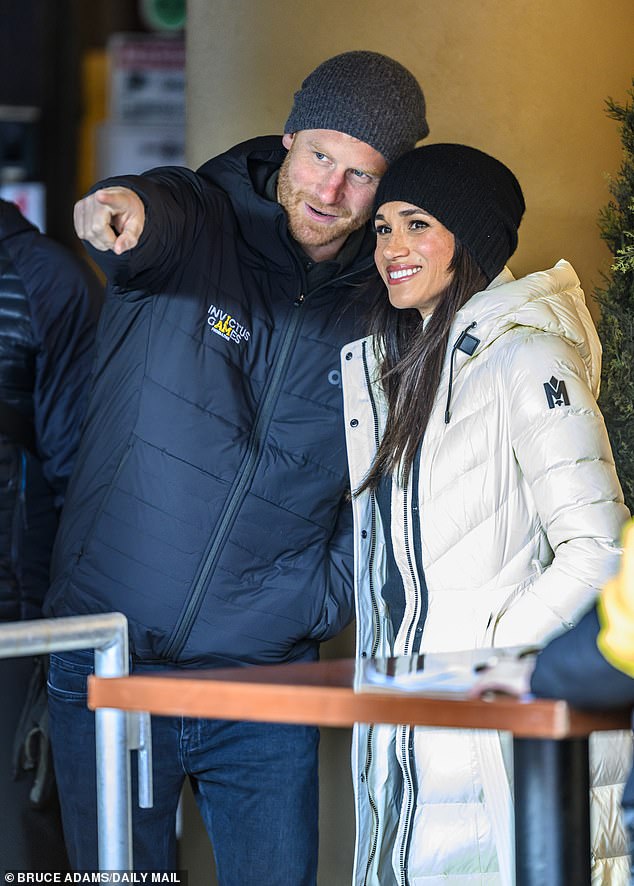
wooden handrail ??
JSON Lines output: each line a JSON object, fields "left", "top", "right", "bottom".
{"left": 88, "top": 658, "right": 631, "bottom": 739}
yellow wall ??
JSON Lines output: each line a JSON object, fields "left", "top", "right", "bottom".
{"left": 187, "top": 0, "right": 634, "bottom": 317}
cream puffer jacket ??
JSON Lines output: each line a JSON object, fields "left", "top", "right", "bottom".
{"left": 341, "top": 261, "right": 632, "bottom": 885}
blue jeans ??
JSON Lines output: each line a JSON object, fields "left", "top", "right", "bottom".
{"left": 624, "top": 806, "right": 634, "bottom": 885}
{"left": 47, "top": 650, "right": 319, "bottom": 884}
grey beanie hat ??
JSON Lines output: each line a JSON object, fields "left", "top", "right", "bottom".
{"left": 374, "top": 144, "right": 526, "bottom": 281}
{"left": 284, "top": 51, "right": 429, "bottom": 164}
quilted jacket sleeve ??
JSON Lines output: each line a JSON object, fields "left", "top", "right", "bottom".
{"left": 491, "top": 331, "right": 629, "bottom": 647}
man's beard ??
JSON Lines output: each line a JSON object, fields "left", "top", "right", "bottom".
{"left": 277, "top": 154, "right": 371, "bottom": 250}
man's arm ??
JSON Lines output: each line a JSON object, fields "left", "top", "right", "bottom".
{"left": 321, "top": 495, "right": 355, "bottom": 641}
{"left": 73, "top": 167, "right": 214, "bottom": 292}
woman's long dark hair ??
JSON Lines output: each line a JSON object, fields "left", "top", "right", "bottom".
{"left": 357, "top": 240, "right": 488, "bottom": 494}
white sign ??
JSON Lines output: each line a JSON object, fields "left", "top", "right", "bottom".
{"left": 96, "top": 122, "right": 185, "bottom": 179}
{"left": 108, "top": 33, "right": 186, "bottom": 125}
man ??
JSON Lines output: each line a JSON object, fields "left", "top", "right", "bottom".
{"left": 45, "top": 51, "right": 428, "bottom": 881}
{"left": 0, "top": 197, "right": 102, "bottom": 868}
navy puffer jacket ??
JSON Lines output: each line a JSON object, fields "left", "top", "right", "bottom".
{"left": 0, "top": 199, "right": 103, "bottom": 621}
{"left": 46, "top": 136, "right": 378, "bottom": 667}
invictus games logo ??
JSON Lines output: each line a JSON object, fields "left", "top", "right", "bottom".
{"left": 207, "top": 304, "right": 251, "bottom": 345}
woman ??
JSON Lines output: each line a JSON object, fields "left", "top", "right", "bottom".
{"left": 341, "top": 144, "right": 632, "bottom": 885}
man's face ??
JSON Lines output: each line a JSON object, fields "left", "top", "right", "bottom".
{"left": 278, "top": 129, "right": 388, "bottom": 262}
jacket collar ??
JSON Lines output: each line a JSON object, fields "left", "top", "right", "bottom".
{"left": 450, "top": 260, "right": 599, "bottom": 392}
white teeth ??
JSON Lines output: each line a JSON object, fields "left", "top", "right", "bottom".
{"left": 388, "top": 267, "right": 421, "bottom": 280}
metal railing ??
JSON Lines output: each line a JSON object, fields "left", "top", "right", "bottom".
{"left": 0, "top": 612, "right": 152, "bottom": 869}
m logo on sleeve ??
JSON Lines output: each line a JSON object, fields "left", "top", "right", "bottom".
{"left": 544, "top": 376, "right": 570, "bottom": 409}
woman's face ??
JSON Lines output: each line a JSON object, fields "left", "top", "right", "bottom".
{"left": 374, "top": 201, "right": 456, "bottom": 318}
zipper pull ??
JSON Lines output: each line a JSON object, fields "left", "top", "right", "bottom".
{"left": 444, "top": 321, "right": 478, "bottom": 424}
{"left": 294, "top": 293, "right": 305, "bottom": 307}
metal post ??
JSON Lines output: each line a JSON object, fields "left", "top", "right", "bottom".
{"left": 128, "top": 710, "right": 153, "bottom": 810}
{"left": 514, "top": 736, "right": 591, "bottom": 886}
{"left": 0, "top": 612, "right": 133, "bottom": 870}
{"left": 94, "top": 618, "right": 132, "bottom": 870}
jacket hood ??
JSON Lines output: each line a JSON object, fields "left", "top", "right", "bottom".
{"left": 197, "top": 135, "right": 286, "bottom": 200}
{"left": 453, "top": 259, "right": 601, "bottom": 395}
{"left": 196, "top": 136, "right": 293, "bottom": 271}
{"left": 0, "top": 198, "right": 37, "bottom": 241}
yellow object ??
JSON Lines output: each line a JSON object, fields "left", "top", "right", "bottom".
{"left": 598, "top": 519, "right": 634, "bottom": 676}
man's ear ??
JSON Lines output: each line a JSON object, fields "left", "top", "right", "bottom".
{"left": 282, "top": 133, "right": 294, "bottom": 150}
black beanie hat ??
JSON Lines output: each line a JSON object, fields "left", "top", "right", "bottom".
{"left": 373, "top": 143, "right": 526, "bottom": 281}
{"left": 284, "top": 51, "right": 429, "bottom": 164}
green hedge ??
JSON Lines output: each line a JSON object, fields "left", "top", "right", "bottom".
{"left": 596, "top": 79, "right": 634, "bottom": 512}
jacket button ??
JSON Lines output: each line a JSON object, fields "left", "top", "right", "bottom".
{"left": 361, "top": 530, "right": 368, "bottom": 539}
{"left": 350, "top": 419, "right": 359, "bottom": 428}
{"left": 345, "top": 352, "right": 353, "bottom": 360}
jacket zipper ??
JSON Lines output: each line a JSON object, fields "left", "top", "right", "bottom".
{"left": 362, "top": 724, "right": 380, "bottom": 886}
{"left": 164, "top": 258, "right": 374, "bottom": 660}
{"left": 395, "top": 484, "right": 420, "bottom": 886}
{"left": 164, "top": 294, "right": 306, "bottom": 660}
{"left": 444, "top": 321, "right": 478, "bottom": 424}
{"left": 400, "top": 483, "right": 421, "bottom": 657}
{"left": 360, "top": 340, "right": 383, "bottom": 885}
{"left": 398, "top": 727, "right": 416, "bottom": 886}
{"left": 361, "top": 340, "right": 382, "bottom": 657}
